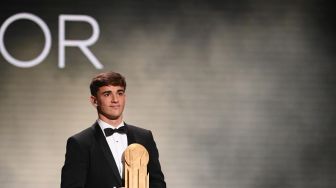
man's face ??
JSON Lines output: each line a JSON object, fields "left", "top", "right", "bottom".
{"left": 91, "top": 85, "right": 126, "bottom": 122}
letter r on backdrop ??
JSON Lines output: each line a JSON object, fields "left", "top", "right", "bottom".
{"left": 59, "top": 15, "right": 103, "bottom": 69}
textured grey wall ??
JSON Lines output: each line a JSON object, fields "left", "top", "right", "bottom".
{"left": 0, "top": 1, "right": 335, "bottom": 188}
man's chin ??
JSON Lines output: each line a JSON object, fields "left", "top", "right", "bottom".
{"left": 107, "top": 113, "right": 122, "bottom": 121}
{"left": 98, "top": 110, "right": 121, "bottom": 120}
{"left": 107, "top": 116, "right": 119, "bottom": 120}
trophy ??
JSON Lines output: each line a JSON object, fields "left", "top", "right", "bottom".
{"left": 124, "top": 143, "right": 149, "bottom": 188}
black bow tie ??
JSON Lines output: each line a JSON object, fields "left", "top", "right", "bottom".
{"left": 104, "top": 126, "right": 127, "bottom": 137}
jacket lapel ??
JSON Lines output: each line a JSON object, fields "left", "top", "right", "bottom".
{"left": 92, "top": 123, "right": 122, "bottom": 185}
{"left": 125, "top": 123, "right": 136, "bottom": 145}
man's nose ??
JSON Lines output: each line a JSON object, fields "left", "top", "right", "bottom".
{"left": 111, "top": 93, "right": 118, "bottom": 102}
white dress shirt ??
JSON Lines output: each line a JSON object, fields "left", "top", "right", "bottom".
{"left": 98, "top": 119, "right": 128, "bottom": 178}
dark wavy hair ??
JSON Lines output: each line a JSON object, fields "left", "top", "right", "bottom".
{"left": 90, "top": 71, "right": 126, "bottom": 96}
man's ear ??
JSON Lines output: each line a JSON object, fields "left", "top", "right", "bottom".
{"left": 90, "top": 96, "right": 97, "bottom": 107}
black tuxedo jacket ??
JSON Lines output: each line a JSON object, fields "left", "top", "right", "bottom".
{"left": 61, "top": 122, "right": 166, "bottom": 188}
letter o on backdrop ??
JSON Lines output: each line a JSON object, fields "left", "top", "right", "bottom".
{"left": 0, "top": 13, "right": 51, "bottom": 68}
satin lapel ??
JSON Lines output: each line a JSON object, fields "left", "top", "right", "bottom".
{"left": 126, "top": 124, "right": 136, "bottom": 145}
{"left": 92, "top": 123, "right": 122, "bottom": 185}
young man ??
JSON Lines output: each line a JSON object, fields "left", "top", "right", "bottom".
{"left": 61, "top": 71, "right": 166, "bottom": 188}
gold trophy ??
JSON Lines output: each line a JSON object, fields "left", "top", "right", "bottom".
{"left": 124, "top": 143, "right": 149, "bottom": 188}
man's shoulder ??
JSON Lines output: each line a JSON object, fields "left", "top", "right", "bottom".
{"left": 68, "top": 123, "right": 97, "bottom": 144}
{"left": 126, "top": 123, "right": 151, "bottom": 134}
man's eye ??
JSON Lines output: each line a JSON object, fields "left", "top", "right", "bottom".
{"left": 118, "top": 92, "right": 124, "bottom": 96}
{"left": 104, "top": 93, "right": 110, "bottom": 96}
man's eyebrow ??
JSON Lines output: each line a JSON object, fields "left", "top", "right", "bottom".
{"left": 102, "top": 90, "right": 112, "bottom": 94}
{"left": 117, "top": 89, "right": 125, "bottom": 92}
